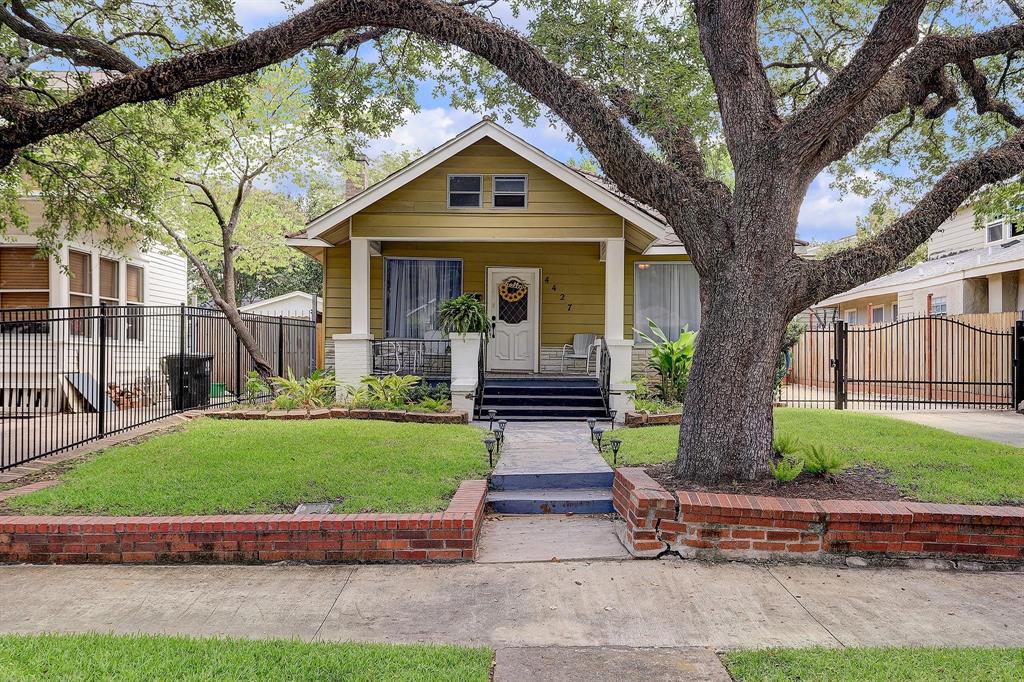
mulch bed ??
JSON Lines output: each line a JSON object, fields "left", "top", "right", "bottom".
{"left": 644, "top": 462, "right": 908, "bottom": 501}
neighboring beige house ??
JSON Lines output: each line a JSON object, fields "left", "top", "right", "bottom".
{"left": 819, "top": 204, "right": 1024, "bottom": 324}
{"left": 287, "top": 119, "right": 711, "bottom": 417}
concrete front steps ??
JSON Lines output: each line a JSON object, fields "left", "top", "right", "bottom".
{"left": 487, "top": 470, "right": 614, "bottom": 514}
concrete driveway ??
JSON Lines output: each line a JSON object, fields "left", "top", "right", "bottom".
{"left": 886, "top": 410, "right": 1024, "bottom": 447}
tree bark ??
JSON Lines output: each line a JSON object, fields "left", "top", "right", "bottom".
{"left": 675, "top": 259, "right": 795, "bottom": 482}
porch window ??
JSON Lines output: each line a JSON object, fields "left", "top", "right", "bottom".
{"left": 384, "top": 258, "right": 462, "bottom": 338}
{"left": 633, "top": 262, "right": 700, "bottom": 342}
{"left": 931, "top": 296, "right": 948, "bottom": 316}
{"left": 492, "top": 175, "right": 527, "bottom": 208}
{"left": 447, "top": 175, "right": 482, "bottom": 208}
{"left": 871, "top": 306, "right": 884, "bottom": 324}
{"left": 0, "top": 247, "right": 49, "bottom": 310}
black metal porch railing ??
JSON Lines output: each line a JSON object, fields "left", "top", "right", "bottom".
{"left": 1, "top": 304, "right": 316, "bottom": 471}
{"left": 598, "top": 337, "right": 611, "bottom": 413}
{"left": 371, "top": 338, "right": 452, "bottom": 379}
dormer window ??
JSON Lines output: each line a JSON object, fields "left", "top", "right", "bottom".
{"left": 493, "top": 175, "right": 527, "bottom": 208}
{"left": 447, "top": 175, "right": 482, "bottom": 208}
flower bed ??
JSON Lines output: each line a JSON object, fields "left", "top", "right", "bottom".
{"left": 614, "top": 468, "right": 1024, "bottom": 567}
{"left": 209, "top": 406, "right": 469, "bottom": 424}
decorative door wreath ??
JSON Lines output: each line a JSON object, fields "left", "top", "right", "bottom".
{"left": 498, "top": 277, "right": 528, "bottom": 302}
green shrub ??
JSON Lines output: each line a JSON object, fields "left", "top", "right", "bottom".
{"left": 770, "top": 457, "right": 804, "bottom": 483}
{"left": 437, "top": 294, "right": 488, "bottom": 334}
{"left": 633, "top": 320, "right": 696, "bottom": 404}
{"left": 244, "top": 371, "right": 269, "bottom": 404}
{"left": 355, "top": 374, "right": 421, "bottom": 409}
{"left": 408, "top": 382, "right": 451, "bottom": 403}
{"left": 802, "top": 444, "right": 848, "bottom": 476}
{"left": 773, "top": 434, "right": 801, "bottom": 458}
{"left": 775, "top": 319, "right": 806, "bottom": 398}
{"left": 412, "top": 397, "right": 451, "bottom": 413}
{"left": 270, "top": 369, "right": 336, "bottom": 409}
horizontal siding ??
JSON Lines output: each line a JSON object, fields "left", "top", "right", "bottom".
{"left": 141, "top": 247, "right": 187, "bottom": 306}
{"left": 928, "top": 206, "right": 984, "bottom": 258}
{"left": 323, "top": 241, "right": 693, "bottom": 345}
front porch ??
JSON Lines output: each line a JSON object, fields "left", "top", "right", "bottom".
{"left": 329, "top": 236, "right": 636, "bottom": 421}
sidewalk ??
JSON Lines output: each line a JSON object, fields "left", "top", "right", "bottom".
{"left": 886, "top": 410, "right": 1024, "bottom": 447}
{"left": 3, "top": 560, "right": 1022, "bottom": 649}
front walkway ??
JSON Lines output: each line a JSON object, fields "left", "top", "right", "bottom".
{"left": 2, "top": 561, "right": 1022, "bottom": 648}
{"left": 488, "top": 421, "right": 610, "bottom": 480}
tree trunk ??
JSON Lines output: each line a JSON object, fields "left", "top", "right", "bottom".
{"left": 675, "top": 266, "right": 794, "bottom": 483}
{"left": 213, "top": 298, "right": 276, "bottom": 382}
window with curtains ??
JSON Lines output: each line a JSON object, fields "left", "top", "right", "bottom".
{"left": 384, "top": 258, "right": 462, "bottom": 338}
{"left": 633, "top": 262, "right": 700, "bottom": 343}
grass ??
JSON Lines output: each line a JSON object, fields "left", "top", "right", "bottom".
{"left": 607, "top": 408, "right": 1024, "bottom": 504}
{"left": 7, "top": 418, "right": 490, "bottom": 515}
{"left": 0, "top": 633, "right": 492, "bottom": 681}
{"left": 723, "top": 646, "right": 1024, "bottom": 681}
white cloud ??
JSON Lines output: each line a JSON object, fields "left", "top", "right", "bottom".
{"left": 366, "top": 108, "right": 480, "bottom": 157}
{"left": 797, "top": 174, "right": 873, "bottom": 243}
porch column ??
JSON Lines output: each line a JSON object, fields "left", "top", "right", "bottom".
{"left": 333, "top": 237, "right": 373, "bottom": 394}
{"left": 603, "top": 238, "right": 634, "bottom": 421}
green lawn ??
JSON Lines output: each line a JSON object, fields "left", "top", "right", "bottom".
{"left": 608, "top": 409, "right": 1024, "bottom": 504}
{"left": 0, "top": 633, "right": 492, "bottom": 681}
{"left": 7, "top": 419, "right": 490, "bottom": 515}
{"left": 723, "top": 646, "right": 1024, "bottom": 681}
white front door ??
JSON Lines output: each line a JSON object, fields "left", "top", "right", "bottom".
{"left": 486, "top": 267, "right": 540, "bottom": 372}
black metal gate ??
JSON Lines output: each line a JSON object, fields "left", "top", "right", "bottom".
{"left": 781, "top": 316, "right": 1024, "bottom": 411}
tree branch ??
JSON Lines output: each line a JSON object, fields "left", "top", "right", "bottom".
{"left": 783, "top": 0, "right": 927, "bottom": 160}
{"left": 799, "top": 131, "right": 1024, "bottom": 307}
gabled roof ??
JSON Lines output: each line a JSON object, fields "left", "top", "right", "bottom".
{"left": 291, "top": 119, "right": 680, "bottom": 250}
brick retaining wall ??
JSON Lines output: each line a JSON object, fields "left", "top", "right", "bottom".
{"left": 613, "top": 468, "right": 1024, "bottom": 565}
{"left": 0, "top": 480, "right": 487, "bottom": 565}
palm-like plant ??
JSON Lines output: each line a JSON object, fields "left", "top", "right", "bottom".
{"left": 437, "top": 294, "right": 488, "bottom": 335}
{"left": 633, "top": 319, "right": 697, "bottom": 404}
{"left": 270, "top": 369, "right": 337, "bottom": 409}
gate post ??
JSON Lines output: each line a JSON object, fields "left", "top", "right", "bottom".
{"left": 98, "top": 303, "right": 107, "bottom": 437}
{"left": 833, "top": 320, "right": 847, "bottom": 410}
{"left": 1014, "top": 320, "right": 1024, "bottom": 412}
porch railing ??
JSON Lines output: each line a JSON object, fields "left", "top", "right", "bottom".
{"left": 371, "top": 338, "right": 451, "bottom": 379}
{"left": 598, "top": 337, "right": 611, "bottom": 413}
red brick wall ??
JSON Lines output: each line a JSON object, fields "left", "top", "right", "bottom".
{"left": 613, "top": 469, "right": 1024, "bottom": 564}
{"left": 0, "top": 480, "right": 487, "bottom": 565}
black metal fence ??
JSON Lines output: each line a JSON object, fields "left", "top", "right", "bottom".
{"left": 371, "top": 338, "right": 451, "bottom": 379}
{"left": 780, "top": 315, "right": 1024, "bottom": 410}
{"left": 1, "top": 304, "right": 316, "bottom": 471}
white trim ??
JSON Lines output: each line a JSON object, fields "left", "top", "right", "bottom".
{"left": 446, "top": 173, "right": 483, "bottom": 209}
{"left": 284, "top": 237, "right": 332, "bottom": 248}
{"left": 604, "top": 238, "right": 625, "bottom": 341}
{"left": 491, "top": 174, "right": 528, "bottom": 209}
{"left": 641, "top": 244, "right": 688, "bottom": 255}
{"left": 351, "top": 237, "right": 371, "bottom": 336}
{"left": 304, "top": 120, "right": 666, "bottom": 243}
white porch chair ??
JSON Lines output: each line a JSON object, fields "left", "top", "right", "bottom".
{"left": 560, "top": 333, "right": 598, "bottom": 374}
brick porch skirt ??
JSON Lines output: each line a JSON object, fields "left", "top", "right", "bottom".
{"left": 0, "top": 480, "right": 487, "bottom": 565}
{"left": 613, "top": 468, "right": 1024, "bottom": 566}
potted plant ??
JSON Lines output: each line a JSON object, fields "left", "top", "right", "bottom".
{"left": 437, "top": 294, "right": 488, "bottom": 414}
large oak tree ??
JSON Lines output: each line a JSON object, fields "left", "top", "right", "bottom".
{"left": 3, "top": 0, "right": 1024, "bottom": 481}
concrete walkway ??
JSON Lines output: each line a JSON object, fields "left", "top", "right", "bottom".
{"left": 3, "top": 560, "right": 1023, "bottom": 649}
{"left": 886, "top": 410, "right": 1024, "bottom": 447}
{"left": 490, "top": 421, "right": 610, "bottom": 478}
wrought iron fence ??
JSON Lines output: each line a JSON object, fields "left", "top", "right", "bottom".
{"left": 1, "top": 304, "right": 316, "bottom": 471}
{"left": 780, "top": 315, "right": 1024, "bottom": 410}
{"left": 371, "top": 338, "right": 451, "bottom": 379}
{"left": 598, "top": 337, "right": 611, "bottom": 413}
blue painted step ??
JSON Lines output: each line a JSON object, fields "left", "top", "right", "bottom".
{"left": 491, "top": 470, "right": 614, "bottom": 491}
{"left": 487, "top": 488, "right": 614, "bottom": 514}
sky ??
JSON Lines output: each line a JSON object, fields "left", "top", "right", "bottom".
{"left": 232, "top": 0, "right": 867, "bottom": 244}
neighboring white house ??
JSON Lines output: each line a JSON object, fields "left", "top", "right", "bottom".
{"left": 239, "top": 291, "right": 321, "bottom": 320}
{"left": 1, "top": 196, "right": 188, "bottom": 413}
{"left": 819, "top": 204, "right": 1024, "bottom": 323}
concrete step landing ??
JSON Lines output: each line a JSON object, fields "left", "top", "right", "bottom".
{"left": 487, "top": 488, "right": 614, "bottom": 514}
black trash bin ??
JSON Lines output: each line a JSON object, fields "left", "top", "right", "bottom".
{"left": 162, "top": 353, "right": 214, "bottom": 410}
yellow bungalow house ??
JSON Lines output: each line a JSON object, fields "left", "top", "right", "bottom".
{"left": 286, "top": 120, "right": 699, "bottom": 420}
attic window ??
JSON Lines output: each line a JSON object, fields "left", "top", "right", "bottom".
{"left": 492, "top": 175, "right": 527, "bottom": 208}
{"left": 448, "top": 175, "right": 482, "bottom": 208}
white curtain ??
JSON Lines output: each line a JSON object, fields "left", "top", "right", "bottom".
{"left": 384, "top": 258, "right": 462, "bottom": 338}
{"left": 634, "top": 262, "right": 701, "bottom": 340}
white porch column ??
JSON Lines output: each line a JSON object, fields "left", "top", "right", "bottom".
{"left": 603, "top": 238, "right": 634, "bottom": 421}
{"left": 333, "top": 237, "right": 373, "bottom": 396}
{"left": 350, "top": 237, "right": 371, "bottom": 335}
{"left": 449, "top": 333, "right": 482, "bottom": 416}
